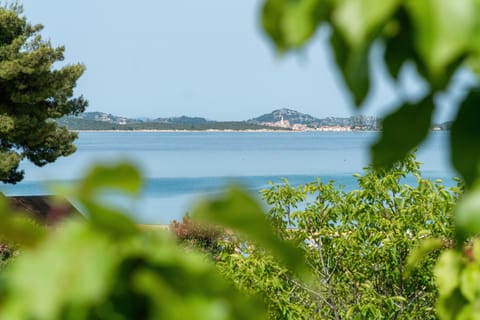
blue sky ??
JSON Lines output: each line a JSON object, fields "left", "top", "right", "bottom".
{"left": 21, "top": 0, "right": 474, "bottom": 121}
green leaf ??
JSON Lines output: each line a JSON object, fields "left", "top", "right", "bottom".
{"left": 435, "top": 250, "right": 463, "bottom": 297}
{"left": 79, "top": 162, "right": 142, "bottom": 197}
{"left": 437, "top": 288, "right": 469, "bottom": 320}
{"left": 261, "top": 0, "right": 327, "bottom": 50}
{"left": 192, "top": 186, "right": 308, "bottom": 275}
{"left": 455, "top": 185, "right": 480, "bottom": 242}
{"left": 383, "top": 8, "right": 416, "bottom": 80}
{"left": 371, "top": 95, "right": 434, "bottom": 168}
{"left": 405, "top": 0, "right": 478, "bottom": 84}
{"left": 460, "top": 264, "right": 480, "bottom": 302}
{"left": 330, "top": 0, "right": 406, "bottom": 106}
{"left": 68, "top": 162, "right": 143, "bottom": 237}
{"left": 473, "top": 239, "right": 480, "bottom": 262}
{"left": 330, "top": 30, "right": 370, "bottom": 107}
{"left": 332, "top": 0, "right": 400, "bottom": 49}
{"left": 82, "top": 200, "right": 139, "bottom": 238}
{"left": 405, "top": 238, "right": 442, "bottom": 278}
{"left": 0, "top": 221, "right": 117, "bottom": 319}
{"left": 450, "top": 90, "right": 480, "bottom": 187}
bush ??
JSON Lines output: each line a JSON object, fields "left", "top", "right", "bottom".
{"left": 170, "top": 215, "right": 226, "bottom": 256}
{"left": 216, "top": 154, "right": 460, "bottom": 319}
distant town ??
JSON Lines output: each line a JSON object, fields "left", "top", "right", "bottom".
{"left": 57, "top": 108, "right": 451, "bottom": 132}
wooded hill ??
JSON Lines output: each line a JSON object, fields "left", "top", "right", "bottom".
{"left": 57, "top": 109, "right": 450, "bottom": 131}
{"left": 56, "top": 115, "right": 286, "bottom": 131}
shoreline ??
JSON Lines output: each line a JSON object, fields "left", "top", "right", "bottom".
{"left": 72, "top": 129, "right": 384, "bottom": 133}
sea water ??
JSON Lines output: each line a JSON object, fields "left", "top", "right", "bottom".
{"left": 1, "top": 131, "right": 455, "bottom": 223}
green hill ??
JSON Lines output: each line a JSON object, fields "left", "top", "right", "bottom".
{"left": 56, "top": 116, "right": 287, "bottom": 131}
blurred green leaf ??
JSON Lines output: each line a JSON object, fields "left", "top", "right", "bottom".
{"left": 405, "top": 238, "right": 442, "bottom": 277}
{"left": 455, "top": 186, "right": 480, "bottom": 242}
{"left": 0, "top": 221, "right": 117, "bottom": 319}
{"left": 192, "top": 186, "right": 308, "bottom": 275}
{"left": 473, "top": 239, "right": 480, "bottom": 262}
{"left": 405, "top": 0, "right": 478, "bottom": 84}
{"left": 330, "top": 30, "right": 370, "bottom": 107}
{"left": 0, "top": 196, "right": 46, "bottom": 247}
{"left": 262, "top": 0, "right": 327, "bottom": 50}
{"left": 330, "top": 0, "right": 400, "bottom": 106}
{"left": 383, "top": 8, "right": 416, "bottom": 80}
{"left": 460, "top": 264, "right": 480, "bottom": 302}
{"left": 70, "top": 162, "right": 143, "bottom": 236}
{"left": 435, "top": 250, "right": 463, "bottom": 297}
{"left": 371, "top": 95, "right": 434, "bottom": 168}
{"left": 133, "top": 267, "right": 265, "bottom": 320}
{"left": 82, "top": 200, "right": 139, "bottom": 238}
{"left": 332, "top": 0, "right": 399, "bottom": 49}
{"left": 79, "top": 162, "right": 142, "bottom": 197}
{"left": 451, "top": 90, "right": 480, "bottom": 187}
{"left": 437, "top": 288, "right": 469, "bottom": 320}
{"left": 0, "top": 220, "right": 267, "bottom": 320}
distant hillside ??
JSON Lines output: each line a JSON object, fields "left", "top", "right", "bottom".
{"left": 249, "top": 108, "right": 320, "bottom": 125}
{"left": 55, "top": 109, "right": 454, "bottom": 132}
{"left": 75, "top": 112, "right": 212, "bottom": 126}
{"left": 155, "top": 116, "right": 210, "bottom": 126}
{"left": 56, "top": 113, "right": 286, "bottom": 131}
{"left": 249, "top": 108, "right": 381, "bottom": 130}
{"left": 74, "top": 112, "right": 142, "bottom": 124}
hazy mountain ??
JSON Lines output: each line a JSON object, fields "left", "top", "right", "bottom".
{"left": 249, "top": 108, "right": 320, "bottom": 125}
{"left": 248, "top": 108, "right": 381, "bottom": 129}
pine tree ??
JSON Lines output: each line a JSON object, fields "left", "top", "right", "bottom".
{"left": 0, "top": 4, "right": 87, "bottom": 183}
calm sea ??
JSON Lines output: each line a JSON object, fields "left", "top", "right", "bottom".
{"left": 1, "top": 131, "right": 455, "bottom": 223}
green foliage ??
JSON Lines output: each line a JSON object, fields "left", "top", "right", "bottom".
{"left": 192, "top": 186, "right": 309, "bottom": 276}
{"left": 218, "top": 245, "right": 315, "bottom": 320}
{"left": 260, "top": 3, "right": 480, "bottom": 317}
{"left": 432, "top": 241, "right": 480, "bottom": 320}
{"left": 434, "top": 178, "right": 480, "bottom": 318}
{"left": 213, "top": 155, "right": 458, "bottom": 319}
{"left": 260, "top": 0, "right": 480, "bottom": 186}
{"left": 0, "top": 5, "right": 87, "bottom": 183}
{"left": 0, "top": 163, "right": 267, "bottom": 320}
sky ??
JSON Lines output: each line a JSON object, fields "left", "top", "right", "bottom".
{"left": 20, "top": 0, "right": 476, "bottom": 122}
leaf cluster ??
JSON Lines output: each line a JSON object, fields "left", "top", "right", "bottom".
{"left": 0, "top": 163, "right": 267, "bottom": 320}
{"left": 260, "top": 0, "right": 480, "bottom": 187}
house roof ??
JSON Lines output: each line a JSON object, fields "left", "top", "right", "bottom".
{"left": 1, "top": 194, "right": 83, "bottom": 226}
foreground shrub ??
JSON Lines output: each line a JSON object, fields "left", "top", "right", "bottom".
{"left": 214, "top": 154, "right": 460, "bottom": 319}
{"left": 170, "top": 215, "right": 225, "bottom": 256}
